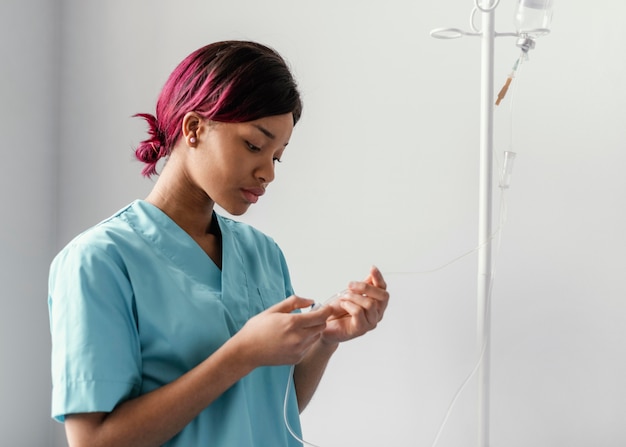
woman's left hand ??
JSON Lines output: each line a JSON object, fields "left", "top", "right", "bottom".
{"left": 320, "top": 266, "right": 389, "bottom": 345}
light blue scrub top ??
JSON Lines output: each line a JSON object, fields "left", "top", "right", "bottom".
{"left": 48, "top": 200, "right": 303, "bottom": 446}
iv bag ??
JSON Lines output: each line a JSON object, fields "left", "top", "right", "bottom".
{"left": 514, "top": 0, "right": 554, "bottom": 37}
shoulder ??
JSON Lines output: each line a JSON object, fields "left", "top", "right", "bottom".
{"left": 51, "top": 202, "right": 140, "bottom": 271}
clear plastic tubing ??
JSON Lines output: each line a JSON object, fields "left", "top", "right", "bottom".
{"left": 499, "top": 151, "right": 517, "bottom": 189}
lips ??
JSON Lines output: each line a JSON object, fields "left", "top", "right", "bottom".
{"left": 241, "top": 187, "right": 265, "bottom": 204}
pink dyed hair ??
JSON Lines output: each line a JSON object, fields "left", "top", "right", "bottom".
{"left": 134, "top": 41, "right": 303, "bottom": 177}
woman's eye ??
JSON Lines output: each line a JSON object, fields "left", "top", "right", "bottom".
{"left": 246, "top": 142, "right": 261, "bottom": 152}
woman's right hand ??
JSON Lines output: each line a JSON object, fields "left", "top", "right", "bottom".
{"left": 234, "top": 296, "right": 334, "bottom": 367}
{"left": 63, "top": 296, "right": 330, "bottom": 447}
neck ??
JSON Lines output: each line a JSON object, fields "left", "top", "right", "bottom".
{"left": 145, "top": 152, "right": 215, "bottom": 238}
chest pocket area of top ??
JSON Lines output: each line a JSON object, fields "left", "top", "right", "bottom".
{"left": 250, "top": 286, "right": 286, "bottom": 315}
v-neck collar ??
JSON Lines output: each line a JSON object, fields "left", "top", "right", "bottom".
{"left": 123, "top": 200, "right": 222, "bottom": 288}
{"left": 123, "top": 200, "right": 262, "bottom": 329}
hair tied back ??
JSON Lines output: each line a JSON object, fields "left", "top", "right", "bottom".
{"left": 134, "top": 113, "right": 168, "bottom": 177}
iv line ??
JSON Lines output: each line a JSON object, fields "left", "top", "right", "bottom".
{"left": 282, "top": 188, "right": 511, "bottom": 447}
{"left": 282, "top": 186, "right": 511, "bottom": 447}
{"left": 386, "top": 182, "right": 510, "bottom": 278}
{"left": 427, "top": 188, "right": 507, "bottom": 447}
{"left": 284, "top": 364, "right": 322, "bottom": 447}
{"left": 283, "top": 51, "right": 522, "bottom": 445}
{"left": 282, "top": 181, "right": 512, "bottom": 447}
{"left": 283, "top": 290, "right": 350, "bottom": 447}
{"left": 424, "top": 52, "right": 523, "bottom": 447}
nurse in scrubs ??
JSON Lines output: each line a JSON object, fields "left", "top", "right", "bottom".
{"left": 48, "top": 40, "right": 389, "bottom": 447}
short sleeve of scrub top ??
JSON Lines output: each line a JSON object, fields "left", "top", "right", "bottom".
{"left": 48, "top": 200, "right": 304, "bottom": 446}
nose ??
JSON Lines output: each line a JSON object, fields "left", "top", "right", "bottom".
{"left": 256, "top": 156, "right": 275, "bottom": 185}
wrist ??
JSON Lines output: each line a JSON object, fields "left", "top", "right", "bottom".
{"left": 316, "top": 337, "right": 340, "bottom": 355}
{"left": 221, "top": 332, "right": 259, "bottom": 375}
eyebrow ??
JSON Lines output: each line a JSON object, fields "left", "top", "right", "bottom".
{"left": 253, "top": 124, "right": 275, "bottom": 140}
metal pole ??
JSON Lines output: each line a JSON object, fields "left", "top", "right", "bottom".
{"left": 477, "top": 2, "right": 495, "bottom": 447}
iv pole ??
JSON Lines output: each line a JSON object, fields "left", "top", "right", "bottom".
{"left": 476, "top": 4, "right": 495, "bottom": 447}
{"left": 431, "top": 2, "right": 497, "bottom": 444}
{"left": 431, "top": 1, "right": 550, "bottom": 446}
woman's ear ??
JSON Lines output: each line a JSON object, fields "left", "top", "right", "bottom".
{"left": 182, "top": 112, "right": 202, "bottom": 147}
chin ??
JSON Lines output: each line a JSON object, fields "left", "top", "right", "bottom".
{"left": 221, "top": 204, "right": 250, "bottom": 216}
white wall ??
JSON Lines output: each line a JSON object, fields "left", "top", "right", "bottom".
{"left": 0, "top": 0, "right": 66, "bottom": 445}
{"left": 2, "top": 1, "right": 624, "bottom": 446}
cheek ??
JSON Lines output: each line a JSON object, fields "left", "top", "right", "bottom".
{"left": 204, "top": 155, "right": 241, "bottom": 192}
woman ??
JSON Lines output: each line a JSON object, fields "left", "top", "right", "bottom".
{"left": 48, "top": 40, "right": 389, "bottom": 447}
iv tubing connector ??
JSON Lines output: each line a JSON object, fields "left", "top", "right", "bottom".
{"left": 495, "top": 76, "right": 513, "bottom": 106}
{"left": 499, "top": 151, "right": 517, "bottom": 189}
{"left": 516, "top": 36, "right": 536, "bottom": 53}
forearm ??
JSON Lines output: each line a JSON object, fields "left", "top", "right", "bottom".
{"left": 66, "top": 335, "right": 255, "bottom": 447}
{"left": 65, "top": 295, "right": 332, "bottom": 447}
{"left": 293, "top": 340, "right": 339, "bottom": 412}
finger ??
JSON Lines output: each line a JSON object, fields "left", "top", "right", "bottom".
{"left": 297, "top": 304, "right": 334, "bottom": 327}
{"left": 324, "top": 300, "right": 350, "bottom": 323}
{"left": 347, "top": 280, "right": 388, "bottom": 304}
{"left": 340, "top": 292, "right": 381, "bottom": 326}
{"left": 366, "top": 265, "right": 387, "bottom": 290}
{"left": 361, "top": 282, "right": 390, "bottom": 316}
{"left": 338, "top": 299, "right": 378, "bottom": 332}
{"left": 342, "top": 283, "right": 388, "bottom": 322}
{"left": 269, "top": 295, "right": 315, "bottom": 314}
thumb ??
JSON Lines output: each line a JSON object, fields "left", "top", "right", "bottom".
{"left": 268, "top": 295, "right": 315, "bottom": 314}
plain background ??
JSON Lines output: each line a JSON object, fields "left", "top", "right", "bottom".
{"left": 1, "top": 0, "right": 624, "bottom": 446}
